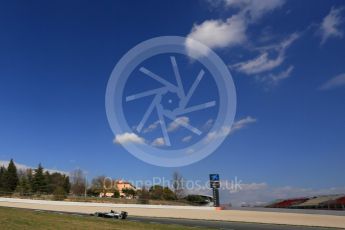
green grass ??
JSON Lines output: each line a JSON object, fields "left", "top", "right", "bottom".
{"left": 0, "top": 206, "right": 208, "bottom": 230}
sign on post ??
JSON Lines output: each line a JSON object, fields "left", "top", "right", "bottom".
{"left": 209, "top": 174, "right": 220, "bottom": 188}
{"left": 209, "top": 174, "right": 220, "bottom": 207}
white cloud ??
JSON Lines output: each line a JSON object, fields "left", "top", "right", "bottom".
{"left": 204, "top": 126, "right": 231, "bottom": 143}
{"left": 319, "top": 7, "right": 344, "bottom": 44}
{"left": 186, "top": 15, "right": 247, "bottom": 57}
{"left": 182, "top": 135, "right": 192, "bottom": 143}
{"left": 189, "top": 0, "right": 293, "bottom": 86}
{"left": 224, "top": 0, "right": 285, "bottom": 20}
{"left": 204, "top": 116, "right": 256, "bottom": 143}
{"left": 114, "top": 132, "right": 145, "bottom": 145}
{"left": 237, "top": 182, "right": 268, "bottom": 192}
{"left": 143, "top": 120, "right": 160, "bottom": 133}
{"left": 186, "top": 0, "right": 285, "bottom": 57}
{"left": 167, "top": 116, "right": 190, "bottom": 132}
{"left": 203, "top": 119, "right": 214, "bottom": 130}
{"left": 232, "top": 33, "right": 299, "bottom": 75}
{"left": 151, "top": 137, "right": 165, "bottom": 147}
{"left": 234, "top": 52, "right": 284, "bottom": 74}
{"left": 319, "top": 73, "right": 345, "bottom": 90}
{"left": 230, "top": 116, "right": 257, "bottom": 134}
{"left": 261, "top": 65, "right": 294, "bottom": 85}
{"left": 0, "top": 160, "right": 68, "bottom": 175}
{"left": 186, "top": 148, "right": 195, "bottom": 154}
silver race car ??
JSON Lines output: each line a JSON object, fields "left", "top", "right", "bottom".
{"left": 93, "top": 210, "right": 128, "bottom": 219}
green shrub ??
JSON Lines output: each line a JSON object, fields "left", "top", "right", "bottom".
{"left": 53, "top": 186, "right": 67, "bottom": 201}
{"left": 185, "top": 195, "right": 208, "bottom": 204}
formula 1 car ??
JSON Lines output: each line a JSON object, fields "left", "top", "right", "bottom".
{"left": 93, "top": 210, "right": 128, "bottom": 219}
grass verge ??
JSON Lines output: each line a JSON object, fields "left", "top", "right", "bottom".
{"left": 0, "top": 206, "right": 210, "bottom": 230}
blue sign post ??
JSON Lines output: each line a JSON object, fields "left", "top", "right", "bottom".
{"left": 209, "top": 174, "right": 220, "bottom": 207}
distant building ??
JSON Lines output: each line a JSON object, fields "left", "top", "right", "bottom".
{"left": 99, "top": 192, "right": 115, "bottom": 198}
{"left": 266, "top": 198, "right": 309, "bottom": 208}
{"left": 98, "top": 180, "right": 136, "bottom": 198}
{"left": 291, "top": 194, "right": 345, "bottom": 210}
{"left": 115, "top": 180, "right": 136, "bottom": 198}
{"left": 266, "top": 194, "right": 345, "bottom": 210}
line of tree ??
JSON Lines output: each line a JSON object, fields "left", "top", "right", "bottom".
{"left": 0, "top": 159, "right": 70, "bottom": 199}
{"left": 86, "top": 175, "right": 120, "bottom": 198}
{"left": 136, "top": 171, "right": 185, "bottom": 203}
{"left": 85, "top": 172, "right": 184, "bottom": 202}
{"left": 0, "top": 160, "right": 187, "bottom": 204}
{"left": 0, "top": 159, "right": 18, "bottom": 192}
{"left": 136, "top": 185, "right": 177, "bottom": 204}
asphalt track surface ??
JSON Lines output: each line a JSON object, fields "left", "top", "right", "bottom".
{"left": 32, "top": 209, "right": 343, "bottom": 230}
{"left": 228, "top": 207, "right": 345, "bottom": 216}
{"left": 126, "top": 215, "right": 342, "bottom": 230}
{"left": 1, "top": 198, "right": 344, "bottom": 229}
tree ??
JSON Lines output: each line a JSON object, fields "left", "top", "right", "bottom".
{"left": 32, "top": 164, "right": 47, "bottom": 193}
{"left": 4, "top": 159, "right": 19, "bottom": 192}
{"left": 91, "top": 176, "right": 106, "bottom": 189}
{"left": 149, "top": 185, "right": 164, "bottom": 200}
{"left": 122, "top": 188, "right": 136, "bottom": 198}
{"left": 0, "top": 161, "right": 70, "bottom": 196}
{"left": 88, "top": 175, "right": 108, "bottom": 197}
{"left": 70, "top": 169, "right": 86, "bottom": 196}
{"left": 45, "top": 171, "right": 53, "bottom": 193}
{"left": 53, "top": 186, "right": 67, "bottom": 201}
{"left": 16, "top": 176, "right": 31, "bottom": 196}
{"left": 26, "top": 168, "right": 33, "bottom": 193}
{"left": 172, "top": 171, "right": 184, "bottom": 199}
{"left": 185, "top": 195, "right": 209, "bottom": 205}
{"left": 86, "top": 188, "right": 99, "bottom": 197}
{"left": 138, "top": 186, "right": 150, "bottom": 204}
{"left": 45, "top": 172, "right": 70, "bottom": 195}
{"left": 162, "top": 187, "right": 176, "bottom": 200}
{"left": 63, "top": 176, "right": 71, "bottom": 194}
{"left": 0, "top": 166, "right": 6, "bottom": 193}
{"left": 111, "top": 189, "right": 120, "bottom": 198}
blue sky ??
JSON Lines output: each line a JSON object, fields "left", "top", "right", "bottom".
{"left": 0, "top": 0, "right": 345, "bottom": 204}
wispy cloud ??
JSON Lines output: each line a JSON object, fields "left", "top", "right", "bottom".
{"left": 204, "top": 126, "right": 231, "bottom": 143}
{"left": 260, "top": 65, "right": 294, "bottom": 85}
{"left": 319, "top": 73, "right": 345, "bottom": 90}
{"left": 203, "top": 119, "right": 214, "bottom": 130}
{"left": 182, "top": 135, "right": 192, "bottom": 143}
{"left": 186, "top": 0, "right": 285, "bottom": 57}
{"left": 224, "top": 0, "right": 285, "bottom": 21}
{"left": 186, "top": 148, "right": 195, "bottom": 154}
{"left": 204, "top": 116, "right": 256, "bottom": 143}
{"left": 232, "top": 33, "right": 299, "bottom": 75}
{"left": 318, "top": 7, "right": 344, "bottom": 44}
{"left": 230, "top": 116, "right": 257, "bottom": 134}
{"left": 151, "top": 137, "right": 165, "bottom": 146}
{"left": 0, "top": 160, "right": 68, "bottom": 175}
{"left": 167, "top": 116, "right": 189, "bottom": 132}
{"left": 114, "top": 132, "right": 145, "bottom": 145}
{"left": 143, "top": 120, "right": 160, "bottom": 133}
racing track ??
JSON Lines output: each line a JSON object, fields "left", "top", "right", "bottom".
{"left": 0, "top": 198, "right": 344, "bottom": 229}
